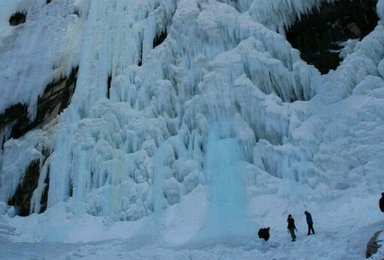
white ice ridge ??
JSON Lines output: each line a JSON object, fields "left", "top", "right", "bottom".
{"left": 0, "top": 0, "right": 384, "bottom": 226}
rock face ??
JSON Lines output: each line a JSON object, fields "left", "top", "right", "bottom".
{"left": 0, "top": 68, "right": 78, "bottom": 215}
{"left": 8, "top": 157, "right": 49, "bottom": 216}
{"left": 8, "top": 161, "right": 40, "bottom": 216}
{"left": 0, "top": 67, "right": 78, "bottom": 143}
{"left": 286, "top": 0, "right": 378, "bottom": 74}
{"left": 366, "top": 230, "right": 382, "bottom": 258}
{"left": 9, "top": 12, "right": 26, "bottom": 26}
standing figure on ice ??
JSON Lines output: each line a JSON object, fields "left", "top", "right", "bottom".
{"left": 287, "top": 214, "right": 297, "bottom": 241}
{"left": 379, "top": 193, "right": 384, "bottom": 212}
{"left": 304, "top": 211, "right": 315, "bottom": 235}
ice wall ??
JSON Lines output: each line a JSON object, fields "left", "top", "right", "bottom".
{"left": 0, "top": 0, "right": 383, "bottom": 230}
{"left": 202, "top": 128, "right": 251, "bottom": 239}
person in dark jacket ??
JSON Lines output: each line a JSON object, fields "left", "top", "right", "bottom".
{"left": 258, "top": 227, "right": 270, "bottom": 241}
{"left": 304, "top": 211, "right": 315, "bottom": 235}
{"left": 379, "top": 193, "right": 384, "bottom": 212}
{"left": 287, "top": 214, "right": 297, "bottom": 241}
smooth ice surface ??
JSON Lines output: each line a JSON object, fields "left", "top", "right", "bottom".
{"left": 0, "top": 0, "right": 384, "bottom": 259}
{"left": 199, "top": 128, "right": 253, "bottom": 240}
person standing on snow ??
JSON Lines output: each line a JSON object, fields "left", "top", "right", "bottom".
{"left": 287, "top": 214, "right": 297, "bottom": 241}
{"left": 379, "top": 193, "right": 384, "bottom": 212}
{"left": 304, "top": 211, "right": 315, "bottom": 235}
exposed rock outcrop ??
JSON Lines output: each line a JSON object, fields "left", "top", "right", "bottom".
{"left": 366, "top": 230, "right": 382, "bottom": 258}
{"left": 0, "top": 67, "right": 78, "bottom": 144}
{"left": 153, "top": 31, "right": 167, "bottom": 49}
{"left": 8, "top": 155, "right": 49, "bottom": 216}
{"left": 1, "top": 68, "right": 78, "bottom": 216}
{"left": 9, "top": 12, "right": 26, "bottom": 26}
{"left": 286, "top": 0, "right": 378, "bottom": 74}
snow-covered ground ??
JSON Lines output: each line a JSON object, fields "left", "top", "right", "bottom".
{"left": 1, "top": 0, "right": 384, "bottom": 258}
{"left": 0, "top": 189, "right": 383, "bottom": 259}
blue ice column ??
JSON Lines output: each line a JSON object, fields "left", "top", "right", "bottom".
{"left": 203, "top": 130, "right": 251, "bottom": 239}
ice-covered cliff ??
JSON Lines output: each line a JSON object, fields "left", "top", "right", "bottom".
{"left": 0, "top": 0, "right": 384, "bottom": 246}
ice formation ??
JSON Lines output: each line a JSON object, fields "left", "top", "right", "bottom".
{"left": 0, "top": 0, "right": 384, "bottom": 244}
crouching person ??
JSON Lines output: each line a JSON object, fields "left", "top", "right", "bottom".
{"left": 258, "top": 227, "right": 270, "bottom": 241}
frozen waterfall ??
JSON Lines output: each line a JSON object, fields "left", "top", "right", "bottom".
{"left": 196, "top": 128, "right": 254, "bottom": 241}
{"left": 0, "top": 1, "right": 384, "bottom": 252}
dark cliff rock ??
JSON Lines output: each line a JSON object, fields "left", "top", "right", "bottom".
{"left": 366, "top": 230, "right": 382, "bottom": 258}
{"left": 8, "top": 148, "right": 51, "bottom": 216}
{"left": 286, "top": 0, "right": 378, "bottom": 74}
{"left": 0, "top": 67, "right": 78, "bottom": 144}
{"left": 9, "top": 12, "right": 27, "bottom": 26}
{"left": 1, "top": 67, "right": 78, "bottom": 216}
